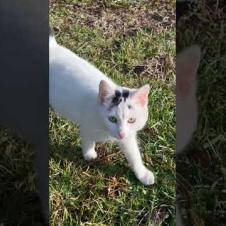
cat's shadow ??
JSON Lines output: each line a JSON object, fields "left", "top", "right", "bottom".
{"left": 50, "top": 141, "right": 138, "bottom": 184}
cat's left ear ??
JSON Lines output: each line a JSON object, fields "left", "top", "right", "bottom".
{"left": 99, "top": 80, "right": 114, "bottom": 105}
{"left": 132, "top": 84, "right": 150, "bottom": 107}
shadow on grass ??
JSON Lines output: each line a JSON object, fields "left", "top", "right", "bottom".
{"left": 50, "top": 140, "right": 139, "bottom": 184}
{"left": 0, "top": 127, "right": 46, "bottom": 226}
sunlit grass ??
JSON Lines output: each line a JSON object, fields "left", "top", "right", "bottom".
{"left": 50, "top": 0, "right": 176, "bottom": 225}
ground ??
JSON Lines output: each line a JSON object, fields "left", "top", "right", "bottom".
{"left": 177, "top": 1, "right": 226, "bottom": 225}
{"left": 49, "top": 0, "right": 176, "bottom": 225}
{"left": 0, "top": 1, "right": 225, "bottom": 225}
{"left": 0, "top": 127, "right": 44, "bottom": 225}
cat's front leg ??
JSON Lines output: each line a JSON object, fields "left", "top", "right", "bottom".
{"left": 119, "top": 134, "right": 155, "bottom": 185}
{"left": 81, "top": 135, "right": 97, "bottom": 160}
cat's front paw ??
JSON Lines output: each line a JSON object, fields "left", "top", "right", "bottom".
{"left": 136, "top": 168, "right": 155, "bottom": 185}
{"left": 83, "top": 149, "right": 98, "bottom": 161}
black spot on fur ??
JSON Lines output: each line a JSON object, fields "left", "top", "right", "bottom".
{"left": 109, "top": 89, "right": 130, "bottom": 111}
{"left": 122, "top": 90, "right": 129, "bottom": 100}
{"left": 112, "top": 90, "right": 122, "bottom": 106}
{"left": 115, "top": 90, "right": 121, "bottom": 97}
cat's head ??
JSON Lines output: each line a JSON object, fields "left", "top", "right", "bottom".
{"left": 176, "top": 45, "right": 201, "bottom": 153}
{"left": 98, "top": 80, "right": 150, "bottom": 140}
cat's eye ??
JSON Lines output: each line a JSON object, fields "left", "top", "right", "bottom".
{"left": 128, "top": 118, "right": 136, "bottom": 123}
{"left": 108, "top": 116, "right": 117, "bottom": 123}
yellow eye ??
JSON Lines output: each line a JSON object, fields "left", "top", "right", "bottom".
{"left": 108, "top": 116, "right": 117, "bottom": 123}
{"left": 128, "top": 118, "right": 136, "bottom": 123}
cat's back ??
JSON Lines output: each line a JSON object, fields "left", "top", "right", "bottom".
{"left": 49, "top": 41, "right": 114, "bottom": 91}
{"left": 49, "top": 39, "right": 115, "bottom": 122}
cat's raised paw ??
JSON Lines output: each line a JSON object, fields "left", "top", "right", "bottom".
{"left": 83, "top": 150, "right": 98, "bottom": 161}
{"left": 137, "top": 169, "right": 155, "bottom": 185}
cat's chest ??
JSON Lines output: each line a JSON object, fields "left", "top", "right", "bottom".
{"left": 80, "top": 119, "right": 115, "bottom": 142}
{"left": 95, "top": 132, "right": 115, "bottom": 142}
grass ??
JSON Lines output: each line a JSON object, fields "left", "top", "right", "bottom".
{"left": 50, "top": 0, "right": 176, "bottom": 225}
{"left": 0, "top": 127, "right": 43, "bottom": 225}
{"left": 177, "top": 1, "right": 226, "bottom": 225}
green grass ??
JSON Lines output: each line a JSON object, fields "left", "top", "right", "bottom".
{"left": 177, "top": 1, "right": 226, "bottom": 225}
{"left": 0, "top": 127, "right": 43, "bottom": 225}
{"left": 50, "top": 0, "right": 176, "bottom": 225}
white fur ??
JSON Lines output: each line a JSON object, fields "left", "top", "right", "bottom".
{"left": 176, "top": 45, "right": 200, "bottom": 153}
{"left": 49, "top": 36, "right": 154, "bottom": 185}
{"left": 176, "top": 45, "right": 201, "bottom": 226}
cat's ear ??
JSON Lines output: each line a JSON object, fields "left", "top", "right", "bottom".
{"left": 132, "top": 84, "right": 150, "bottom": 107}
{"left": 177, "top": 45, "right": 201, "bottom": 97}
{"left": 99, "top": 80, "right": 114, "bottom": 104}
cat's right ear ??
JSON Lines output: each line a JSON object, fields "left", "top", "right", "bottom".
{"left": 177, "top": 45, "right": 201, "bottom": 97}
{"left": 99, "top": 80, "right": 114, "bottom": 105}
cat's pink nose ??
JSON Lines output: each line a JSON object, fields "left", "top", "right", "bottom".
{"left": 118, "top": 131, "right": 125, "bottom": 139}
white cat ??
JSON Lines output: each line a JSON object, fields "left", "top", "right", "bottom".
{"left": 176, "top": 45, "right": 201, "bottom": 226}
{"left": 49, "top": 35, "right": 154, "bottom": 185}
